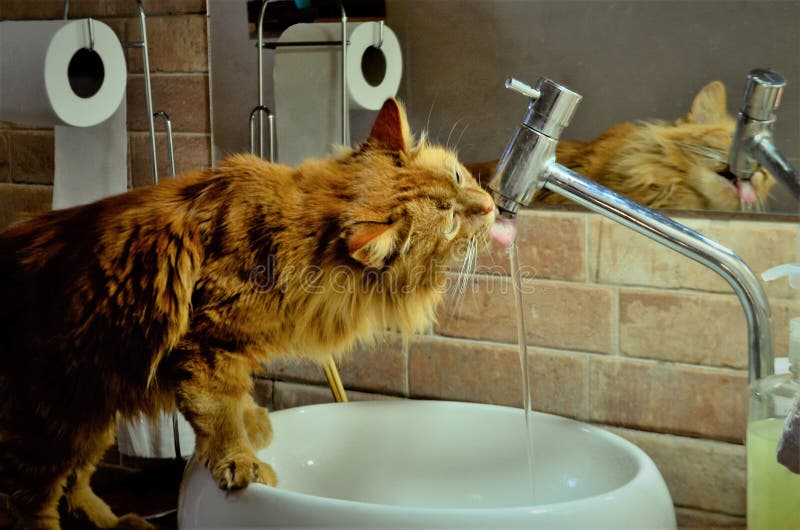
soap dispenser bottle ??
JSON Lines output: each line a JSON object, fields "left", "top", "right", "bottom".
{"left": 748, "top": 263, "right": 800, "bottom": 529}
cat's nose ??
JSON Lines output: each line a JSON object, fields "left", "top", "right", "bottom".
{"left": 461, "top": 190, "right": 496, "bottom": 216}
{"left": 476, "top": 196, "right": 495, "bottom": 215}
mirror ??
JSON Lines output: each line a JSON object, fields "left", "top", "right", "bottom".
{"left": 209, "top": 0, "right": 800, "bottom": 215}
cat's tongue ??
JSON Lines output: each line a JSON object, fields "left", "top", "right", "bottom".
{"left": 489, "top": 215, "right": 517, "bottom": 247}
{"left": 737, "top": 179, "right": 757, "bottom": 205}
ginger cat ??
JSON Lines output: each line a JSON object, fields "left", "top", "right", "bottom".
{"left": 0, "top": 99, "right": 495, "bottom": 529}
{"left": 469, "top": 81, "right": 775, "bottom": 211}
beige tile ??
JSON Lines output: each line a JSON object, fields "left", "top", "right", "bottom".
{"left": 589, "top": 356, "right": 748, "bottom": 442}
{"left": 252, "top": 377, "right": 273, "bottom": 409}
{"left": 337, "top": 336, "right": 407, "bottom": 396}
{"left": 9, "top": 131, "right": 55, "bottom": 185}
{"left": 409, "top": 337, "right": 520, "bottom": 406}
{"left": 262, "top": 356, "right": 327, "bottom": 385}
{"left": 408, "top": 336, "right": 587, "bottom": 418}
{"left": 271, "top": 381, "right": 400, "bottom": 411}
{"left": 0, "top": 133, "right": 9, "bottom": 182}
{"left": 126, "top": 74, "right": 210, "bottom": 133}
{"left": 619, "top": 289, "right": 747, "bottom": 369}
{"left": 102, "top": 17, "right": 129, "bottom": 47}
{"left": 521, "top": 280, "right": 615, "bottom": 353}
{"left": 435, "top": 274, "right": 517, "bottom": 343}
{"left": 770, "top": 297, "right": 800, "bottom": 359}
{"left": 127, "top": 15, "right": 208, "bottom": 73}
{"left": 436, "top": 275, "right": 615, "bottom": 353}
{"left": 474, "top": 210, "right": 586, "bottom": 281}
{"left": 588, "top": 216, "right": 799, "bottom": 299}
{"left": 675, "top": 507, "right": 745, "bottom": 528}
{"left": 130, "top": 132, "right": 210, "bottom": 187}
{"left": 263, "top": 339, "right": 406, "bottom": 397}
{"left": 607, "top": 426, "right": 745, "bottom": 516}
{"left": 0, "top": 183, "right": 53, "bottom": 230}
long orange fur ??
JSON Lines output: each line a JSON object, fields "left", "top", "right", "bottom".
{"left": 0, "top": 99, "right": 495, "bottom": 529}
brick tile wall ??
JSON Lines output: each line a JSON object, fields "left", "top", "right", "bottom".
{"left": 0, "top": 0, "right": 210, "bottom": 229}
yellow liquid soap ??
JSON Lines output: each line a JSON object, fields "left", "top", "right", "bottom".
{"left": 747, "top": 417, "right": 800, "bottom": 530}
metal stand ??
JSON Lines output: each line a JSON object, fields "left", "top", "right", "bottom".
{"left": 252, "top": 1, "right": 385, "bottom": 161}
{"left": 124, "top": 0, "right": 173, "bottom": 185}
{"left": 249, "top": 105, "right": 275, "bottom": 160}
{"left": 253, "top": 1, "right": 386, "bottom": 403}
{"left": 65, "top": 0, "right": 175, "bottom": 185}
{"left": 153, "top": 111, "right": 176, "bottom": 180}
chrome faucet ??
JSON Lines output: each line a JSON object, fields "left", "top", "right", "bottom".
{"left": 489, "top": 77, "right": 773, "bottom": 384}
{"left": 729, "top": 68, "right": 800, "bottom": 200}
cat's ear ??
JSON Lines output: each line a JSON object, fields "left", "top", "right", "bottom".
{"left": 365, "top": 98, "right": 412, "bottom": 153}
{"left": 345, "top": 221, "right": 401, "bottom": 268}
{"left": 684, "top": 81, "right": 728, "bottom": 125}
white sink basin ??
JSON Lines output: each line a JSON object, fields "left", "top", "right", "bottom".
{"left": 178, "top": 400, "right": 676, "bottom": 529}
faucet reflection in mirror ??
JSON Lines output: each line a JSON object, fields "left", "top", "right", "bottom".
{"left": 729, "top": 68, "right": 800, "bottom": 204}
{"left": 470, "top": 79, "right": 777, "bottom": 212}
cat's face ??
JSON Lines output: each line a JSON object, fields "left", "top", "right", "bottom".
{"left": 622, "top": 81, "right": 775, "bottom": 211}
{"left": 338, "top": 99, "right": 495, "bottom": 284}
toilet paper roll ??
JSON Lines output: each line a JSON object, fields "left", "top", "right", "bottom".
{"left": 274, "top": 21, "right": 402, "bottom": 166}
{"left": 0, "top": 19, "right": 128, "bottom": 209}
{"left": 52, "top": 96, "right": 127, "bottom": 209}
{"left": 346, "top": 22, "right": 402, "bottom": 111}
{"left": 0, "top": 19, "right": 126, "bottom": 127}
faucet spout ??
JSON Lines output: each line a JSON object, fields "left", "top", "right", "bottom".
{"left": 489, "top": 77, "right": 582, "bottom": 217}
{"left": 491, "top": 76, "right": 774, "bottom": 383}
{"left": 749, "top": 134, "right": 800, "bottom": 200}
{"left": 729, "top": 69, "right": 800, "bottom": 201}
{"left": 544, "top": 162, "right": 773, "bottom": 382}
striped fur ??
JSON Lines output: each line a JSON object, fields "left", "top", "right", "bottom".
{"left": 0, "top": 99, "right": 494, "bottom": 529}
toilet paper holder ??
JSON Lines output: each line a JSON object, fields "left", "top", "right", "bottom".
{"left": 63, "top": 0, "right": 175, "bottom": 187}
{"left": 252, "top": 0, "right": 355, "bottom": 404}
{"left": 252, "top": 1, "right": 387, "bottom": 162}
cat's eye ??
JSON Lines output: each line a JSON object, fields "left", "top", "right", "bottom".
{"left": 454, "top": 169, "right": 463, "bottom": 185}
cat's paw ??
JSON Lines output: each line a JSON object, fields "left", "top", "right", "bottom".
{"left": 211, "top": 453, "right": 277, "bottom": 490}
{"left": 113, "top": 513, "right": 155, "bottom": 529}
{"left": 244, "top": 406, "right": 273, "bottom": 449}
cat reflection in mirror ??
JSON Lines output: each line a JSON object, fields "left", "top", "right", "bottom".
{"left": 469, "top": 81, "right": 775, "bottom": 211}
{"left": 0, "top": 99, "right": 497, "bottom": 529}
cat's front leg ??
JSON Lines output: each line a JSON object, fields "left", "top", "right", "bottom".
{"left": 243, "top": 393, "right": 273, "bottom": 449}
{"left": 174, "top": 347, "right": 277, "bottom": 490}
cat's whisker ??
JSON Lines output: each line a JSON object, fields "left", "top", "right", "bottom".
{"left": 466, "top": 236, "right": 478, "bottom": 278}
{"left": 445, "top": 119, "right": 464, "bottom": 151}
{"left": 450, "top": 237, "right": 479, "bottom": 319}
{"left": 453, "top": 123, "right": 470, "bottom": 153}
{"left": 425, "top": 100, "right": 436, "bottom": 137}
{"left": 456, "top": 248, "right": 470, "bottom": 296}
{"left": 444, "top": 246, "right": 470, "bottom": 318}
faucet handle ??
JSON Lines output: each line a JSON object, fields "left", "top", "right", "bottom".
{"left": 741, "top": 68, "right": 787, "bottom": 121}
{"left": 505, "top": 77, "right": 541, "bottom": 100}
